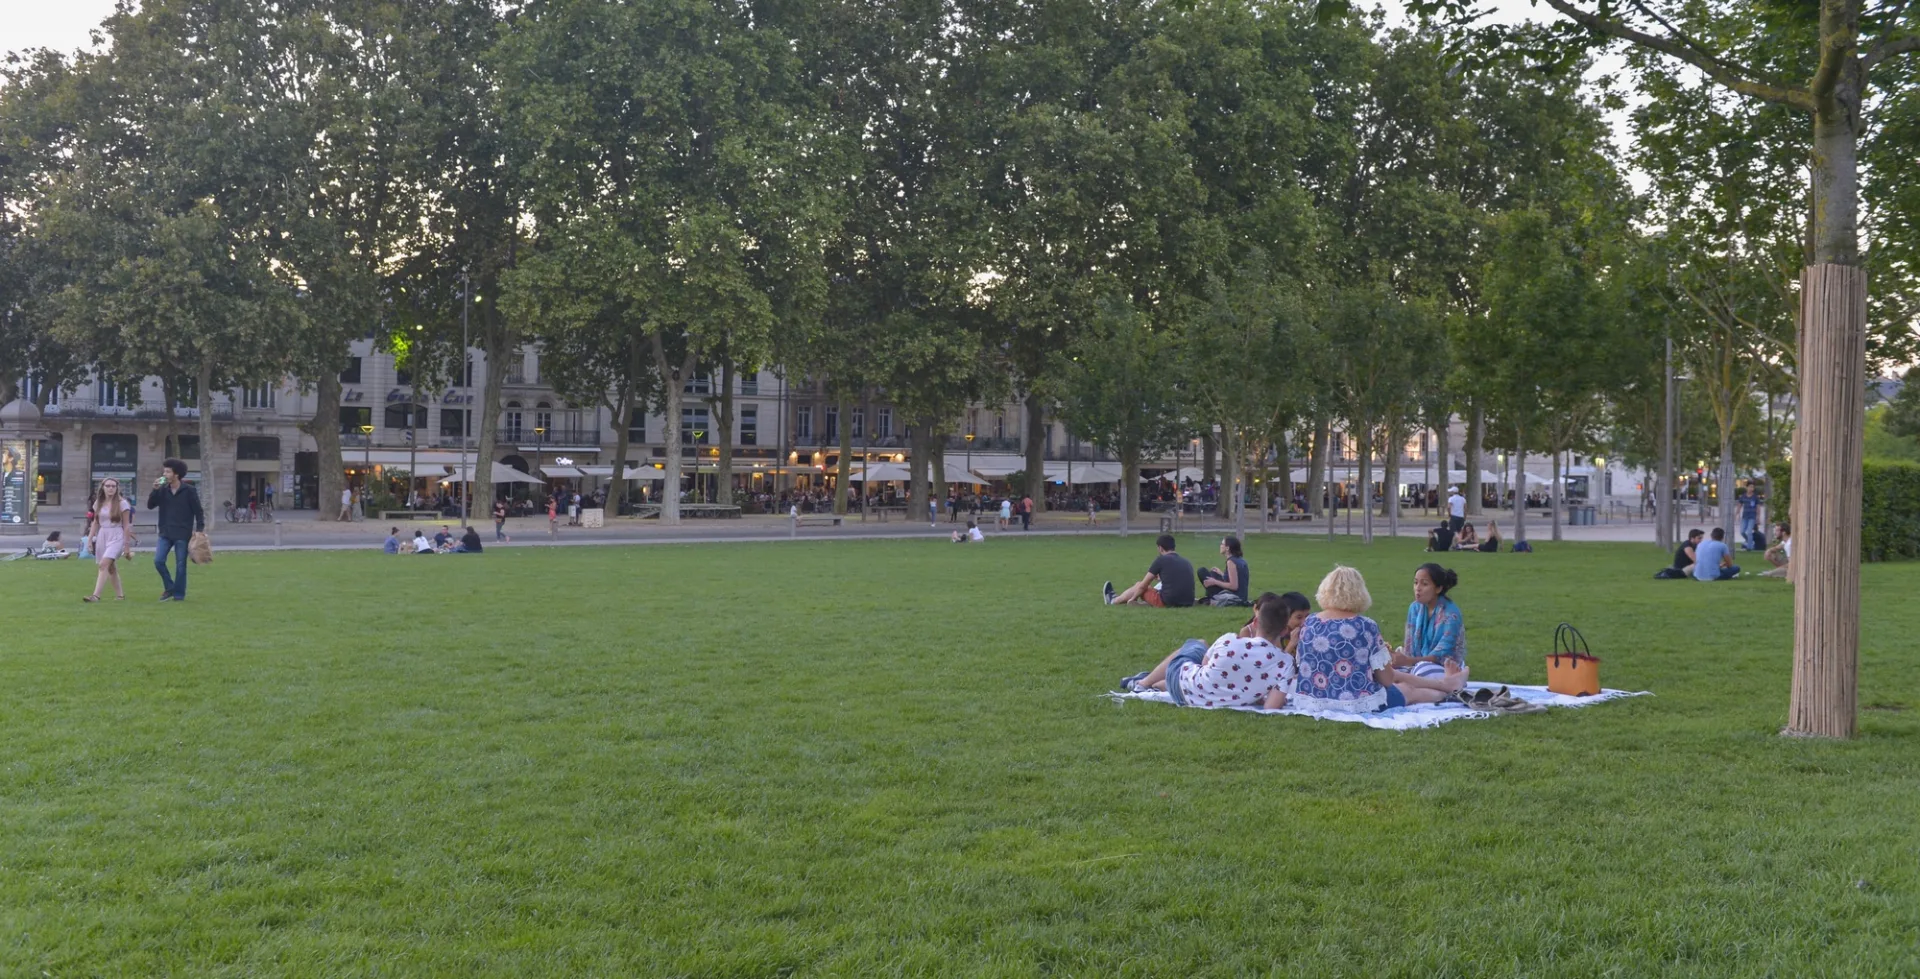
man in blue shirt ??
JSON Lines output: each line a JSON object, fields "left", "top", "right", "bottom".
{"left": 1692, "top": 527, "right": 1740, "bottom": 581}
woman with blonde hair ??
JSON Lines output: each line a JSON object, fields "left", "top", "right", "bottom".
{"left": 82, "top": 478, "right": 136, "bottom": 602}
{"left": 1291, "top": 566, "right": 1468, "bottom": 712}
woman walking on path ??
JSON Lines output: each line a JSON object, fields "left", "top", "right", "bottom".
{"left": 83, "top": 479, "right": 135, "bottom": 602}
{"left": 493, "top": 500, "right": 511, "bottom": 543}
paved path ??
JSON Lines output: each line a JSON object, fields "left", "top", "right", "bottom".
{"left": 34, "top": 505, "right": 1679, "bottom": 551}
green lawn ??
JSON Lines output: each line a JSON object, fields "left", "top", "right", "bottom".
{"left": 4, "top": 534, "right": 1917, "bottom": 977}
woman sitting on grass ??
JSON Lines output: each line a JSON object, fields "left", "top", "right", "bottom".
{"left": 1123, "top": 591, "right": 1311, "bottom": 695}
{"left": 1293, "top": 566, "right": 1467, "bottom": 713}
{"left": 1455, "top": 523, "right": 1478, "bottom": 549}
{"left": 1394, "top": 563, "right": 1465, "bottom": 678}
{"left": 1474, "top": 520, "right": 1500, "bottom": 553}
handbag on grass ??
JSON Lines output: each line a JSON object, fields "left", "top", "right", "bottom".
{"left": 188, "top": 531, "right": 214, "bottom": 565}
{"left": 1545, "top": 622, "right": 1600, "bottom": 697}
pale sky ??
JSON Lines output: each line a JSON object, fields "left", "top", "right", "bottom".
{"left": 0, "top": 0, "right": 119, "bottom": 57}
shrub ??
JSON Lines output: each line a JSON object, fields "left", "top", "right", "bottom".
{"left": 1769, "top": 458, "right": 1920, "bottom": 561}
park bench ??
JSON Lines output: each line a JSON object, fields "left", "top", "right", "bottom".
{"left": 381, "top": 510, "right": 443, "bottom": 521}
{"left": 1274, "top": 513, "right": 1314, "bottom": 522}
{"left": 869, "top": 506, "right": 909, "bottom": 523}
{"left": 680, "top": 504, "right": 742, "bottom": 519}
{"left": 793, "top": 515, "right": 843, "bottom": 527}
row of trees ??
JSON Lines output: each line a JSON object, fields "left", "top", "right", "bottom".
{"left": 1, "top": 0, "right": 1916, "bottom": 733}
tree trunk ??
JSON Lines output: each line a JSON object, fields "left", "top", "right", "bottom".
{"left": 1465, "top": 403, "right": 1484, "bottom": 515}
{"left": 907, "top": 427, "right": 929, "bottom": 524}
{"left": 1119, "top": 447, "right": 1138, "bottom": 537}
{"left": 1272, "top": 429, "right": 1289, "bottom": 527}
{"left": 195, "top": 362, "right": 218, "bottom": 523}
{"left": 716, "top": 361, "right": 736, "bottom": 506}
{"left": 1358, "top": 422, "right": 1374, "bottom": 544}
{"left": 1436, "top": 420, "right": 1451, "bottom": 518}
{"left": 472, "top": 322, "right": 513, "bottom": 526}
{"left": 834, "top": 391, "right": 852, "bottom": 516}
{"left": 1307, "top": 419, "right": 1327, "bottom": 517}
{"left": 1510, "top": 438, "right": 1527, "bottom": 543}
{"left": 1202, "top": 432, "right": 1216, "bottom": 487}
{"left": 1787, "top": 263, "right": 1864, "bottom": 739}
{"left": 1024, "top": 391, "right": 1047, "bottom": 513}
{"left": 1551, "top": 448, "right": 1563, "bottom": 542}
{"left": 650, "top": 336, "right": 695, "bottom": 525}
{"left": 304, "top": 373, "right": 345, "bottom": 521}
{"left": 1719, "top": 430, "right": 1737, "bottom": 547}
{"left": 1385, "top": 427, "right": 1401, "bottom": 540}
{"left": 1224, "top": 428, "right": 1245, "bottom": 539}
{"left": 608, "top": 391, "right": 633, "bottom": 516}
{"left": 930, "top": 437, "right": 948, "bottom": 508}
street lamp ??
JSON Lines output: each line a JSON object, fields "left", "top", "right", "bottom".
{"left": 458, "top": 268, "right": 471, "bottom": 528}
{"left": 534, "top": 425, "right": 547, "bottom": 503}
{"left": 359, "top": 423, "right": 374, "bottom": 517}
{"left": 964, "top": 432, "right": 975, "bottom": 498}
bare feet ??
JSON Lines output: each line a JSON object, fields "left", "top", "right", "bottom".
{"left": 1442, "top": 661, "right": 1470, "bottom": 692}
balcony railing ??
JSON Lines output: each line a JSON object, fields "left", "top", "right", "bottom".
{"left": 946, "top": 435, "right": 1022, "bottom": 452}
{"left": 502, "top": 427, "right": 598, "bottom": 446}
{"left": 50, "top": 398, "right": 233, "bottom": 421}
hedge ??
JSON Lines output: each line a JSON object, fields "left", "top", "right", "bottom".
{"left": 1768, "top": 458, "right": 1920, "bottom": 562}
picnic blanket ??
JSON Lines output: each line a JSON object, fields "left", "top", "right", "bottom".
{"left": 1109, "top": 681, "right": 1651, "bottom": 731}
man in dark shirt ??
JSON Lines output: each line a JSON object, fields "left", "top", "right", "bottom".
{"left": 1672, "top": 528, "right": 1704, "bottom": 576}
{"left": 1104, "top": 534, "right": 1196, "bottom": 607}
{"left": 1427, "top": 519, "right": 1456, "bottom": 552}
{"left": 146, "top": 457, "right": 206, "bottom": 602}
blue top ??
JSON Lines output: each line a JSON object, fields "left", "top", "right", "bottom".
{"left": 1403, "top": 596, "right": 1467, "bottom": 667}
{"left": 383, "top": 536, "right": 400, "bottom": 554}
{"left": 1293, "top": 613, "right": 1393, "bottom": 713}
{"left": 1739, "top": 495, "right": 1760, "bottom": 518}
{"left": 1693, "top": 538, "right": 1731, "bottom": 580}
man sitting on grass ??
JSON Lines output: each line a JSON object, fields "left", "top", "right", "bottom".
{"left": 1672, "top": 528, "right": 1704, "bottom": 577}
{"left": 1762, "top": 523, "right": 1791, "bottom": 578}
{"left": 1103, "top": 534, "right": 1195, "bottom": 607}
{"left": 1426, "top": 519, "right": 1455, "bottom": 552}
{"left": 1691, "top": 527, "right": 1740, "bottom": 581}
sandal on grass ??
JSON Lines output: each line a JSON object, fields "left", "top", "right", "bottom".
{"left": 82, "top": 595, "right": 99, "bottom": 603}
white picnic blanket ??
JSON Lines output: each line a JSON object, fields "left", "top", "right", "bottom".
{"left": 1109, "top": 681, "right": 1651, "bottom": 731}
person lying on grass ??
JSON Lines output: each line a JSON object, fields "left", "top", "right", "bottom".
{"left": 1293, "top": 565, "right": 1468, "bottom": 713}
{"left": 1394, "top": 563, "right": 1465, "bottom": 678}
{"left": 1123, "top": 591, "right": 1310, "bottom": 696}
{"left": 1122, "top": 596, "right": 1299, "bottom": 709}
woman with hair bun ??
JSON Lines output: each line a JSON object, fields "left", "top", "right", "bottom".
{"left": 1395, "top": 563, "right": 1466, "bottom": 678}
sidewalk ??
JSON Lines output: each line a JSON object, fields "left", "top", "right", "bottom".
{"left": 32, "top": 504, "right": 1670, "bottom": 551}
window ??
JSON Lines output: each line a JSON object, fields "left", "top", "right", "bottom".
{"left": 877, "top": 408, "right": 891, "bottom": 439}
{"left": 339, "top": 406, "right": 372, "bottom": 433}
{"left": 241, "top": 384, "right": 276, "bottom": 409}
{"left": 503, "top": 403, "right": 524, "bottom": 440}
{"left": 166, "top": 434, "right": 202, "bottom": 459}
{"left": 395, "top": 367, "right": 412, "bottom": 386}
{"left": 851, "top": 410, "right": 864, "bottom": 440}
{"left": 683, "top": 372, "right": 711, "bottom": 395}
{"left": 384, "top": 404, "right": 427, "bottom": 429}
{"left": 796, "top": 406, "right": 812, "bottom": 440}
{"left": 463, "top": 357, "right": 474, "bottom": 387}
{"left": 740, "top": 406, "right": 757, "bottom": 446}
{"left": 439, "top": 409, "right": 469, "bottom": 437}
{"left": 994, "top": 413, "right": 1005, "bottom": 439}
{"left": 825, "top": 406, "right": 839, "bottom": 443}
{"left": 506, "top": 354, "right": 527, "bottom": 385}
{"left": 534, "top": 402, "right": 553, "bottom": 435}
{"left": 339, "top": 357, "right": 362, "bottom": 384}
{"left": 97, "top": 378, "right": 132, "bottom": 409}
{"left": 627, "top": 411, "right": 647, "bottom": 443}
{"left": 739, "top": 373, "right": 758, "bottom": 396}
{"left": 237, "top": 437, "right": 280, "bottom": 461}
{"left": 22, "top": 375, "right": 60, "bottom": 405}
{"left": 681, "top": 407, "right": 710, "bottom": 444}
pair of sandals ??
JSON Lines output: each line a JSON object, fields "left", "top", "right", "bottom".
{"left": 80, "top": 594, "right": 124, "bottom": 602}
{"left": 1450, "top": 686, "right": 1545, "bottom": 714}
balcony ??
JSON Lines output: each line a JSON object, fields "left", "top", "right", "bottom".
{"left": 946, "top": 435, "right": 1022, "bottom": 453}
{"left": 502, "top": 427, "right": 599, "bottom": 447}
{"left": 49, "top": 398, "right": 234, "bottom": 421}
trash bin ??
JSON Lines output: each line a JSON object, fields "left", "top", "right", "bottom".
{"left": 1571, "top": 505, "right": 1596, "bottom": 526}
{"left": 1159, "top": 514, "right": 1176, "bottom": 534}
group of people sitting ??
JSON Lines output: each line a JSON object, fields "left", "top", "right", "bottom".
{"left": 1663, "top": 524, "right": 1791, "bottom": 580}
{"left": 1100, "top": 534, "right": 1253, "bottom": 609}
{"left": 12, "top": 530, "right": 72, "bottom": 561}
{"left": 1118, "top": 561, "right": 1472, "bottom": 713}
{"left": 384, "top": 524, "right": 484, "bottom": 555}
{"left": 1428, "top": 519, "right": 1502, "bottom": 553}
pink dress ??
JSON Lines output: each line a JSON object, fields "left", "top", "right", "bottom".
{"left": 93, "top": 503, "right": 130, "bottom": 560}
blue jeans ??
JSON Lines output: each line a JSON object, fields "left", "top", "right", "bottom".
{"left": 1739, "top": 515, "right": 1757, "bottom": 548}
{"left": 155, "top": 535, "right": 190, "bottom": 598}
{"left": 1163, "top": 639, "right": 1211, "bottom": 706}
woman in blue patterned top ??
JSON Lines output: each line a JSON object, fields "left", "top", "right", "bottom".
{"left": 1395, "top": 563, "right": 1465, "bottom": 678}
{"left": 1293, "top": 566, "right": 1469, "bottom": 713}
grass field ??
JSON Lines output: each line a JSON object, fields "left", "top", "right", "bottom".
{"left": 4, "top": 533, "right": 1918, "bottom": 977}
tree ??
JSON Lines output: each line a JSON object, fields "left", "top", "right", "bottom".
{"left": 1060, "top": 297, "right": 1186, "bottom": 536}
{"left": 0, "top": 50, "right": 89, "bottom": 409}
{"left": 1416, "top": 0, "right": 1920, "bottom": 742}
{"left": 494, "top": 0, "right": 830, "bottom": 523}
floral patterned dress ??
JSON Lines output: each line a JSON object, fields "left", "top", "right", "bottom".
{"left": 1293, "top": 613, "right": 1393, "bottom": 713}
{"left": 1171, "top": 632, "right": 1296, "bottom": 708}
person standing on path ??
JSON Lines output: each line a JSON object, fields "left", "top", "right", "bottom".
{"left": 82, "top": 478, "right": 135, "bottom": 602}
{"left": 1447, "top": 486, "right": 1466, "bottom": 534}
{"left": 493, "top": 499, "right": 511, "bottom": 543}
{"left": 1737, "top": 484, "right": 1763, "bottom": 549}
{"left": 1021, "top": 495, "right": 1033, "bottom": 531}
{"left": 147, "top": 458, "right": 205, "bottom": 602}
{"left": 338, "top": 486, "right": 354, "bottom": 521}
{"left": 547, "top": 495, "right": 559, "bottom": 536}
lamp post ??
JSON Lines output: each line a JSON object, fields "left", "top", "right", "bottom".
{"left": 359, "top": 423, "right": 374, "bottom": 518}
{"left": 534, "top": 426, "right": 546, "bottom": 505}
{"left": 458, "top": 267, "right": 472, "bottom": 528}
{"left": 964, "top": 432, "right": 974, "bottom": 504}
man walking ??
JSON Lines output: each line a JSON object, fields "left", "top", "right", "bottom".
{"left": 1737, "top": 484, "right": 1763, "bottom": 550}
{"left": 1021, "top": 495, "right": 1033, "bottom": 531}
{"left": 1447, "top": 486, "right": 1466, "bottom": 535}
{"left": 338, "top": 485, "right": 354, "bottom": 521}
{"left": 147, "top": 458, "right": 205, "bottom": 602}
